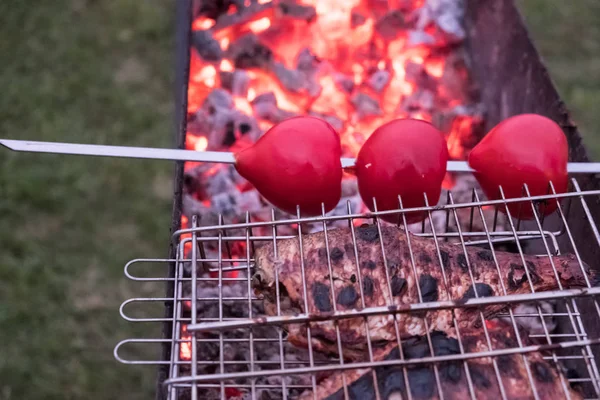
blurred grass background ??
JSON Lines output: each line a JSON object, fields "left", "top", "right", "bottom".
{"left": 516, "top": 0, "right": 600, "bottom": 158}
{"left": 0, "top": 1, "right": 598, "bottom": 399}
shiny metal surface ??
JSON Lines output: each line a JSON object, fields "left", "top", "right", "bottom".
{"left": 3, "top": 138, "right": 600, "bottom": 173}
{"left": 114, "top": 177, "right": 600, "bottom": 400}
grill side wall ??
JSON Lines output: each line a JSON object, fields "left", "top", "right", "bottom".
{"left": 156, "top": 1, "right": 193, "bottom": 399}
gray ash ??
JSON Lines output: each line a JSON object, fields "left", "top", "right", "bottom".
{"left": 176, "top": 1, "right": 540, "bottom": 398}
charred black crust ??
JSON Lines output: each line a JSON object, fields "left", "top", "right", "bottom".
{"left": 419, "top": 274, "right": 438, "bottom": 302}
{"left": 330, "top": 247, "right": 344, "bottom": 262}
{"left": 362, "top": 260, "right": 377, "bottom": 270}
{"left": 497, "top": 355, "right": 520, "bottom": 378}
{"left": 468, "top": 363, "right": 492, "bottom": 388}
{"left": 318, "top": 247, "right": 344, "bottom": 262}
{"left": 337, "top": 285, "right": 359, "bottom": 307}
{"left": 456, "top": 253, "right": 469, "bottom": 272}
{"left": 461, "top": 283, "right": 494, "bottom": 301}
{"left": 407, "top": 368, "right": 435, "bottom": 398}
{"left": 419, "top": 252, "right": 433, "bottom": 264}
{"left": 357, "top": 225, "right": 379, "bottom": 242}
{"left": 327, "top": 332, "right": 467, "bottom": 400}
{"left": 391, "top": 276, "right": 407, "bottom": 297}
{"left": 312, "top": 282, "right": 332, "bottom": 312}
{"left": 363, "top": 276, "right": 374, "bottom": 297}
{"left": 532, "top": 361, "right": 554, "bottom": 383}
{"left": 508, "top": 263, "right": 541, "bottom": 289}
{"left": 440, "top": 362, "right": 462, "bottom": 383}
{"left": 440, "top": 250, "right": 451, "bottom": 270}
{"left": 477, "top": 250, "right": 494, "bottom": 262}
{"left": 387, "top": 260, "right": 400, "bottom": 274}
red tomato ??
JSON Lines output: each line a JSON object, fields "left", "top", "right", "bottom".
{"left": 468, "top": 113, "right": 568, "bottom": 219}
{"left": 234, "top": 116, "right": 343, "bottom": 216}
{"left": 355, "top": 118, "right": 449, "bottom": 224}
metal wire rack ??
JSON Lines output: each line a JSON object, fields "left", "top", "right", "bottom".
{"left": 115, "top": 177, "right": 600, "bottom": 400}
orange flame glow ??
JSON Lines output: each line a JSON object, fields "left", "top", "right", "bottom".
{"left": 185, "top": 0, "right": 481, "bottom": 221}
{"left": 186, "top": 135, "right": 208, "bottom": 152}
{"left": 180, "top": 324, "right": 192, "bottom": 360}
{"left": 248, "top": 17, "right": 271, "bottom": 34}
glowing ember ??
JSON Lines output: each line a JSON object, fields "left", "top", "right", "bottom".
{"left": 179, "top": 324, "right": 192, "bottom": 361}
{"left": 178, "top": 3, "right": 498, "bottom": 396}
{"left": 183, "top": 0, "right": 484, "bottom": 272}
{"left": 248, "top": 17, "right": 271, "bottom": 33}
{"left": 187, "top": 0, "right": 480, "bottom": 160}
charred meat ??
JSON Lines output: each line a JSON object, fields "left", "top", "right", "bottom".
{"left": 298, "top": 323, "right": 583, "bottom": 400}
{"left": 253, "top": 224, "right": 595, "bottom": 360}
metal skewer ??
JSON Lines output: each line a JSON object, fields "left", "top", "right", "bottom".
{"left": 2, "top": 138, "right": 600, "bottom": 173}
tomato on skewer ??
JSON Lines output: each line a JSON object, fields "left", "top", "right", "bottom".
{"left": 468, "top": 113, "right": 569, "bottom": 219}
{"left": 355, "top": 118, "right": 449, "bottom": 224}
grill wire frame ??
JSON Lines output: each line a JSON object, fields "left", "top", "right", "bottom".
{"left": 114, "top": 177, "right": 600, "bottom": 400}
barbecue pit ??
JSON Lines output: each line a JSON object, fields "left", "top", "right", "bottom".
{"left": 112, "top": 1, "right": 600, "bottom": 399}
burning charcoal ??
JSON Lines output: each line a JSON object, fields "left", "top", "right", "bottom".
{"left": 196, "top": 91, "right": 261, "bottom": 150}
{"left": 223, "top": 121, "right": 237, "bottom": 147}
{"left": 214, "top": 109, "right": 261, "bottom": 147}
{"left": 375, "top": 10, "right": 409, "bottom": 40}
{"left": 272, "top": 62, "right": 321, "bottom": 97}
{"left": 295, "top": 48, "right": 321, "bottom": 74}
{"left": 351, "top": 10, "right": 367, "bottom": 28}
{"left": 432, "top": 104, "right": 486, "bottom": 149}
{"left": 251, "top": 91, "right": 298, "bottom": 123}
{"left": 305, "top": 80, "right": 322, "bottom": 98}
{"left": 194, "top": 0, "right": 236, "bottom": 19}
{"left": 202, "top": 88, "right": 234, "bottom": 113}
{"left": 333, "top": 73, "right": 354, "bottom": 94}
{"left": 187, "top": 109, "right": 212, "bottom": 137}
{"left": 278, "top": 1, "right": 316, "bottom": 22}
{"left": 219, "top": 70, "right": 233, "bottom": 91}
{"left": 407, "top": 30, "right": 436, "bottom": 47}
{"left": 367, "top": 69, "right": 391, "bottom": 93}
{"left": 182, "top": 193, "right": 211, "bottom": 218}
{"left": 400, "top": 89, "right": 435, "bottom": 113}
{"left": 230, "top": 69, "right": 250, "bottom": 97}
{"left": 438, "top": 51, "right": 479, "bottom": 105}
{"left": 213, "top": 1, "right": 275, "bottom": 32}
{"left": 351, "top": 92, "right": 383, "bottom": 119}
{"left": 272, "top": 62, "right": 306, "bottom": 93}
{"left": 251, "top": 92, "right": 278, "bottom": 121}
{"left": 191, "top": 30, "right": 223, "bottom": 62}
{"left": 404, "top": 61, "right": 438, "bottom": 92}
{"left": 227, "top": 33, "right": 273, "bottom": 70}
{"left": 308, "top": 111, "right": 344, "bottom": 133}
{"left": 232, "top": 111, "right": 261, "bottom": 139}
{"left": 416, "top": 0, "right": 466, "bottom": 44}
{"left": 252, "top": 91, "right": 277, "bottom": 108}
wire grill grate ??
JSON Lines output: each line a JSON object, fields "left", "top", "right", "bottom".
{"left": 115, "top": 178, "right": 600, "bottom": 400}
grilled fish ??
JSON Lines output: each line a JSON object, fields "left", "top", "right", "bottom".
{"left": 253, "top": 224, "right": 595, "bottom": 360}
{"left": 298, "top": 324, "right": 583, "bottom": 400}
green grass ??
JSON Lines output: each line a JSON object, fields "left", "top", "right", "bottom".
{"left": 0, "top": 1, "right": 599, "bottom": 399}
{"left": 0, "top": 2, "right": 174, "bottom": 399}
{"left": 516, "top": 0, "right": 600, "bottom": 159}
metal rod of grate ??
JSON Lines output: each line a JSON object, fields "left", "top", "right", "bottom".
{"left": 115, "top": 178, "right": 600, "bottom": 400}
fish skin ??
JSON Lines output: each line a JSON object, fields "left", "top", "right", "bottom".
{"left": 253, "top": 224, "right": 595, "bottom": 360}
{"left": 297, "top": 323, "right": 584, "bottom": 400}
